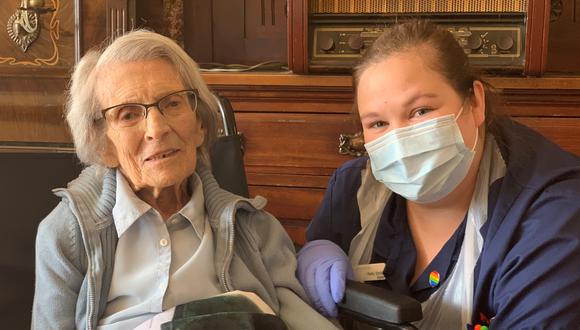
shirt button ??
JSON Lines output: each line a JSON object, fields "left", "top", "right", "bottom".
{"left": 171, "top": 218, "right": 179, "bottom": 225}
{"left": 159, "top": 238, "right": 168, "bottom": 247}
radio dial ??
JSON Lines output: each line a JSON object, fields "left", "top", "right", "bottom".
{"left": 497, "top": 36, "right": 514, "bottom": 50}
{"left": 319, "top": 36, "right": 335, "bottom": 51}
{"left": 348, "top": 35, "right": 363, "bottom": 50}
{"left": 467, "top": 34, "right": 483, "bottom": 50}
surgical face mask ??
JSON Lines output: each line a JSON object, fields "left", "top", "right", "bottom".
{"left": 364, "top": 108, "right": 478, "bottom": 203}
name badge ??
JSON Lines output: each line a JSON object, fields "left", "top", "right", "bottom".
{"left": 354, "top": 263, "right": 386, "bottom": 282}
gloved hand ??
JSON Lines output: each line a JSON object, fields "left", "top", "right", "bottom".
{"left": 296, "top": 239, "right": 353, "bottom": 318}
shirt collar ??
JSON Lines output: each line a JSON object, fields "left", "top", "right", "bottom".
{"left": 178, "top": 173, "right": 205, "bottom": 239}
{"left": 112, "top": 170, "right": 206, "bottom": 239}
{"left": 112, "top": 169, "right": 153, "bottom": 237}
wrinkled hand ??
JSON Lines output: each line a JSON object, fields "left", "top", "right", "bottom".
{"left": 297, "top": 240, "right": 353, "bottom": 318}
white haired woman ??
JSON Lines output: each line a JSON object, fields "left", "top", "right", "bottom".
{"left": 32, "top": 30, "right": 335, "bottom": 330}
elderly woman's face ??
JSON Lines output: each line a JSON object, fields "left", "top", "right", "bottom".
{"left": 96, "top": 59, "right": 204, "bottom": 192}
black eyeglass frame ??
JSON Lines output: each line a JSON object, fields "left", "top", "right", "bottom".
{"left": 100, "top": 89, "right": 199, "bottom": 124}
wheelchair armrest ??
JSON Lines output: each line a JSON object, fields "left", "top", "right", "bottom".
{"left": 338, "top": 280, "right": 422, "bottom": 327}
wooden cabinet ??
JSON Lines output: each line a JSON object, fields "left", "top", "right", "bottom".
{"left": 205, "top": 74, "right": 580, "bottom": 244}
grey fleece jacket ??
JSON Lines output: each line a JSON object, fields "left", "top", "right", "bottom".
{"left": 32, "top": 164, "right": 336, "bottom": 330}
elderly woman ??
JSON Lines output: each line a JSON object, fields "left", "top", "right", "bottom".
{"left": 32, "top": 30, "right": 335, "bottom": 330}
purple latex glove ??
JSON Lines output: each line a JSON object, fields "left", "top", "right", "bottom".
{"left": 297, "top": 239, "right": 354, "bottom": 318}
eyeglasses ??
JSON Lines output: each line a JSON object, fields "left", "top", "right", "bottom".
{"left": 101, "top": 89, "right": 198, "bottom": 129}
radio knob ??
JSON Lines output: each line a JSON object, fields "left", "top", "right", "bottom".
{"left": 467, "top": 34, "right": 483, "bottom": 50}
{"left": 348, "top": 35, "right": 363, "bottom": 50}
{"left": 497, "top": 36, "right": 514, "bottom": 51}
{"left": 319, "top": 36, "right": 335, "bottom": 51}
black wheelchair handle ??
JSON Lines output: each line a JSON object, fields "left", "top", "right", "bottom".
{"left": 338, "top": 280, "right": 423, "bottom": 329}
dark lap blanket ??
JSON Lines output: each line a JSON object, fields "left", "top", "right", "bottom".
{"left": 161, "top": 294, "right": 287, "bottom": 330}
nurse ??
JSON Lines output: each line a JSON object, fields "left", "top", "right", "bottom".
{"left": 297, "top": 20, "right": 580, "bottom": 328}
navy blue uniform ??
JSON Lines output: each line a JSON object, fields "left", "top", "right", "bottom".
{"left": 306, "top": 119, "right": 580, "bottom": 328}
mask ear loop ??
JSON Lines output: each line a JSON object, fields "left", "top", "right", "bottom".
{"left": 455, "top": 103, "right": 479, "bottom": 153}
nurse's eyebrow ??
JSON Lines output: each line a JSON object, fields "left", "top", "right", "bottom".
{"left": 403, "top": 92, "right": 438, "bottom": 107}
{"left": 358, "top": 92, "right": 440, "bottom": 121}
{"left": 359, "top": 112, "right": 382, "bottom": 121}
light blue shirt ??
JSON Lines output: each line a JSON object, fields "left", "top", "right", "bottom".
{"left": 97, "top": 171, "right": 222, "bottom": 329}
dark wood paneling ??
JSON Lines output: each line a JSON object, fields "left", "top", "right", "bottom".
{"left": 0, "top": 77, "right": 69, "bottom": 143}
{"left": 184, "top": 0, "right": 287, "bottom": 66}
{"left": 136, "top": 0, "right": 166, "bottom": 35}
{"left": 514, "top": 117, "right": 580, "bottom": 155}
{"left": 546, "top": 0, "right": 580, "bottom": 74}
{"left": 288, "top": 0, "right": 308, "bottom": 73}
{"left": 279, "top": 219, "right": 309, "bottom": 246}
{"left": 249, "top": 185, "right": 324, "bottom": 220}
{"left": 502, "top": 89, "right": 580, "bottom": 117}
{"left": 80, "top": 0, "right": 107, "bottom": 54}
{"left": 184, "top": 0, "right": 213, "bottom": 62}
{"left": 247, "top": 171, "right": 330, "bottom": 189}
{"left": 236, "top": 112, "right": 356, "bottom": 170}
{"left": 0, "top": 0, "right": 79, "bottom": 147}
{"left": 217, "top": 86, "right": 354, "bottom": 113}
{"left": 525, "top": 0, "right": 551, "bottom": 75}
{"left": 249, "top": 185, "right": 325, "bottom": 245}
{"left": 0, "top": 1, "right": 76, "bottom": 74}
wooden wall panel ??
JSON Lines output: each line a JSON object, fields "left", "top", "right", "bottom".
{"left": 0, "top": 77, "right": 70, "bottom": 145}
{"left": 210, "top": 76, "right": 580, "bottom": 244}
{"left": 249, "top": 185, "right": 325, "bottom": 245}
{"left": 80, "top": 0, "right": 107, "bottom": 53}
{"left": 0, "top": 0, "right": 76, "bottom": 74}
{"left": 0, "top": 0, "right": 111, "bottom": 150}
{"left": 250, "top": 185, "right": 325, "bottom": 220}
{"left": 236, "top": 112, "right": 355, "bottom": 172}
{"left": 514, "top": 117, "right": 580, "bottom": 155}
{"left": 546, "top": 0, "right": 580, "bottom": 74}
{"left": 184, "top": 0, "right": 287, "bottom": 66}
{"left": 0, "top": 0, "right": 79, "bottom": 149}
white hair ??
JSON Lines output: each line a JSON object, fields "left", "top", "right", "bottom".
{"left": 66, "top": 29, "right": 219, "bottom": 166}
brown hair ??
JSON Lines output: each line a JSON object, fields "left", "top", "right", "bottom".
{"left": 353, "top": 20, "right": 503, "bottom": 135}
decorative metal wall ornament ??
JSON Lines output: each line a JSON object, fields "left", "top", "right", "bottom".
{"left": 550, "top": 0, "right": 564, "bottom": 22}
{"left": 339, "top": 132, "right": 366, "bottom": 157}
{"left": 6, "top": 0, "right": 55, "bottom": 52}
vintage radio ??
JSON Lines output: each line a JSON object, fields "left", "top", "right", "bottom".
{"left": 308, "top": 0, "right": 550, "bottom": 75}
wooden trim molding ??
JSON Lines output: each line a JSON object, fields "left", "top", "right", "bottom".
{"left": 287, "top": 0, "right": 308, "bottom": 73}
{"left": 203, "top": 72, "right": 580, "bottom": 90}
{"left": 525, "top": 0, "right": 551, "bottom": 75}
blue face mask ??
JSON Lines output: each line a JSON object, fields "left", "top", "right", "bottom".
{"left": 364, "top": 108, "right": 478, "bottom": 203}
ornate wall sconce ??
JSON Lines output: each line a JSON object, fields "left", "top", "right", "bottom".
{"left": 7, "top": 0, "right": 56, "bottom": 52}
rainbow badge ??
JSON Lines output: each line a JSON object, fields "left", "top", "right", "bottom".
{"left": 429, "top": 271, "right": 440, "bottom": 287}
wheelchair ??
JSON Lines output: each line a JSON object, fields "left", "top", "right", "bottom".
{"left": 210, "top": 96, "right": 423, "bottom": 330}
{"left": 0, "top": 95, "right": 421, "bottom": 329}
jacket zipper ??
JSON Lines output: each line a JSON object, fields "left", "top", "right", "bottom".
{"left": 220, "top": 208, "right": 236, "bottom": 292}
{"left": 87, "top": 272, "right": 95, "bottom": 330}
{"left": 57, "top": 188, "right": 97, "bottom": 330}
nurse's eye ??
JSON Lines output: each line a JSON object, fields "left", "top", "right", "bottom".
{"left": 370, "top": 121, "right": 388, "bottom": 129}
{"left": 410, "top": 107, "right": 433, "bottom": 118}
